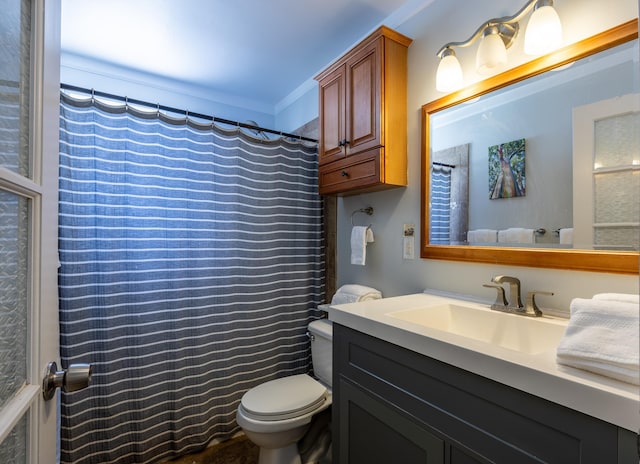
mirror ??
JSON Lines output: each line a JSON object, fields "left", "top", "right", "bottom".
{"left": 421, "top": 20, "right": 638, "bottom": 274}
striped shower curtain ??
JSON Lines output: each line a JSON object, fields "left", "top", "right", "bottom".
{"left": 430, "top": 165, "right": 452, "bottom": 244}
{"left": 58, "top": 93, "right": 325, "bottom": 464}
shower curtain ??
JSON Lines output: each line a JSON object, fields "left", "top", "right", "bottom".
{"left": 430, "top": 164, "right": 452, "bottom": 244}
{"left": 58, "top": 93, "right": 325, "bottom": 464}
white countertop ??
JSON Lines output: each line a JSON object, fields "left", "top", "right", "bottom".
{"left": 326, "top": 292, "right": 640, "bottom": 433}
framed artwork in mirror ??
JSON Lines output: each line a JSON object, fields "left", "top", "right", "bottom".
{"left": 488, "top": 138, "right": 525, "bottom": 200}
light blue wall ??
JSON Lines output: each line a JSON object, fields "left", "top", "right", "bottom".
{"left": 61, "top": 54, "right": 276, "bottom": 128}
{"left": 333, "top": 0, "right": 639, "bottom": 312}
{"left": 275, "top": 81, "right": 319, "bottom": 133}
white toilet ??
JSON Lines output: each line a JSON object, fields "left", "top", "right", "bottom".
{"left": 236, "top": 318, "right": 333, "bottom": 464}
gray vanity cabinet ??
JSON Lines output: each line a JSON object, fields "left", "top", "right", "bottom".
{"left": 333, "top": 323, "right": 638, "bottom": 464}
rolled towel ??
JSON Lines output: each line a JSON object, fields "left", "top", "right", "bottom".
{"left": 556, "top": 298, "right": 639, "bottom": 385}
{"left": 331, "top": 284, "right": 382, "bottom": 305}
{"left": 559, "top": 228, "right": 573, "bottom": 245}
{"left": 498, "top": 228, "right": 535, "bottom": 244}
{"left": 593, "top": 293, "right": 639, "bottom": 305}
{"left": 467, "top": 229, "right": 497, "bottom": 243}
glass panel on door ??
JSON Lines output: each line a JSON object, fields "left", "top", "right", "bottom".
{"left": 0, "top": 0, "right": 31, "bottom": 178}
{"left": 0, "top": 190, "right": 29, "bottom": 413}
{"left": 593, "top": 110, "right": 640, "bottom": 250}
{"left": 0, "top": 416, "right": 27, "bottom": 464}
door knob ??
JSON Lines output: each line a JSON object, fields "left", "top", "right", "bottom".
{"left": 42, "top": 361, "right": 92, "bottom": 401}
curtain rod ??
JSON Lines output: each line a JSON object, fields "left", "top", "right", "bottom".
{"left": 60, "top": 83, "right": 318, "bottom": 144}
{"left": 432, "top": 161, "right": 456, "bottom": 169}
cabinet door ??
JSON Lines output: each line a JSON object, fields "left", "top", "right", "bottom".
{"left": 337, "top": 378, "right": 444, "bottom": 464}
{"left": 345, "top": 38, "right": 381, "bottom": 156}
{"left": 318, "top": 65, "right": 346, "bottom": 165}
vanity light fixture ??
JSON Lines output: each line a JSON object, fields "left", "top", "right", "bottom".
{"left": 435, "top": 0, "right": 563, "bottom": 92}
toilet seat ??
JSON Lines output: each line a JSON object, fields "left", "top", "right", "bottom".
{"left": 240, "top": 374, "right": 327, "bottom": 421}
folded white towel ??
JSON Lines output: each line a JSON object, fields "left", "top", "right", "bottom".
{"left": 593, "top": 293, "right": 639, "bottom": 304}
{"left": 556, "top": 298, "right": 639, "bottom": 385}
{"left": 350, "top": 226, "right": 374, "bottom": 265}
{"left": 498, "top": 228, "right": 535, "bottom": 244}
{"left": 467, "top": 229, "right": 497, "bottom": 243}
{"left": 559, "top": 228, "right": 573, "bottom": 245}
{"left": 331, "top": 284, "right": 382, "bottom": 305}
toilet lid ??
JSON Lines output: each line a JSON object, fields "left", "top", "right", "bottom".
{"left": 241, "top": 374, "right": 327, "bottom": 421}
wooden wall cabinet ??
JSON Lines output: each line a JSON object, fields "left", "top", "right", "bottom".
{"left": 315, "top": 26, "right": 412, "bottom": 196}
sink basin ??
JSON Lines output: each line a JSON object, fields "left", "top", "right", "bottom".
{"left": 386, "top": 303, "right": 567, "bottom": 355}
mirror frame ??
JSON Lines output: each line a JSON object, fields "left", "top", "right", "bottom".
{"left": 421, "top": 19, "right": 639, "bottom": 274}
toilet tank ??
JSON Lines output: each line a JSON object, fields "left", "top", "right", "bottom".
{"left": 308, "top": 319, "right": 333, "bottom": 387}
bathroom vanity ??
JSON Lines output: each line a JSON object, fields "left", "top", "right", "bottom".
{"left": 327, "top": 293, "right": 639, "bottom": 463}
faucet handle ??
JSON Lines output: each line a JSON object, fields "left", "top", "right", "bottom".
{"left": 526, "top": 291, "right": 554, "bottom": 317}
{"left": 483, "top": 284, "right": 508, "bottom": 307}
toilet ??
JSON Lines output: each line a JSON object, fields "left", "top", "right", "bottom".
{"left": 236, "top": 318, "right": 333, "bottom": 464}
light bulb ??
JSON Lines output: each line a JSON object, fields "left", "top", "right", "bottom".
{"left": 476, "top": 28, "right": 507, "bottom": 75}
{"left": 524, "top": 4, "right": 563, "bottom": 55}
{"left": 436, "top": 50, "right": 463, "bottom": 92}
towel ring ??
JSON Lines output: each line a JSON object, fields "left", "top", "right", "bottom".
{"left": 351, "top": 206, "right": 374, "bottom": 227}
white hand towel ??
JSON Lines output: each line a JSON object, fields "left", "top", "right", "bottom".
{"left": 467, "top": 229, "right": 497, "bottom": 243}
{"left": 331, "top": 284, "right": 382, "bottom": 304}
{"left": 556, "top": 298, "right": 639, "bottom": 385}
{"left": 498, "top": 228, "right": 535, "bottom": 244}
{"left": 350, "top": 226, "right": 374, "bottom": 265}
{"left": 559, "top": 228, "right": 573, "bottom": 245}
{"left": 593, "top": 293, "right": 639, "bottom": 304}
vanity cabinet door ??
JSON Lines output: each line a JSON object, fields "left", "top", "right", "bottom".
{"left": 337, "top": 378, "right": 444, "bottom": 464}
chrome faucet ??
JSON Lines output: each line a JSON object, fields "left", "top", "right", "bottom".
{"left": 491, "top": 275, "right": 523, "bottom": 310}
{"left": 483, "top": 275, "right": 553, "bottom": 317}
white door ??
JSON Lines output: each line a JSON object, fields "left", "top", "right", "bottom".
{"left": 0, "top": 0, "right": 62, "bottom": 462}
{"left": 573, "top": 93, "right": 640, "bottom": 250}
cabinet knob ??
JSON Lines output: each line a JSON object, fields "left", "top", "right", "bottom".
{"left": 341, "top": 170, "right": 349, "bottom": 177}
